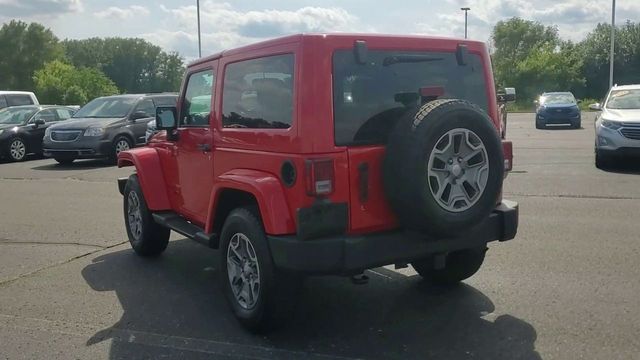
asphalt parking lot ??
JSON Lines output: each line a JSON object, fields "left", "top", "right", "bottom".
{"left": 1, "top": 112, "right": 639, "bottom": 360}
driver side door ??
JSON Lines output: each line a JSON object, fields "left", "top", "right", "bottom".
{"left": 26, "top": 108, "right": 57, "bottom": 152}
{"left": 163, "top": 66, "right": 217, "bottom": 225}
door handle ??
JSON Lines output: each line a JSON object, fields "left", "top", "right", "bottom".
{"left": 197, "top": 143, "right": 211, "bottom": 152}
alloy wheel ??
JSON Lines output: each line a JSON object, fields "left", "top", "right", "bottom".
{"left": 127, "top": 191, "right": 143, "bottom": 241}
{"left": 427, "top": 128, "right": 489, "bottom": 212}
{"left": 9, "top": 139, "right": 26, "bottom": 161}
{"left": 226, "top": 233, "right": 261, "bottom": 310}
{"left": 115, "top": 139, "right": 130, "bottom": 155}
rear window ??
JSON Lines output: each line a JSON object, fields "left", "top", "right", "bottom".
{"left": 333, "top": 50, "right": 488, "bottom": 146}
{"left": 6, "top": 94, "right": 34, "bottom": 106}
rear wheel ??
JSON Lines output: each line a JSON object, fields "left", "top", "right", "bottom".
{"left": 6, "top": 137, "right": 27, "bottom": 162}
{"left": 219, "top": 207, "right": 301, "bottom": 333}
{"left": 412, "top": 246, "right": 487, "bottom": 285}
{"left": 123, "top": 174, "right": 170, "bottom": 256}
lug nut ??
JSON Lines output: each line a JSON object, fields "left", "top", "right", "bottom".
{"left": 448, "top": 159, "right": 453, "bottom": 164}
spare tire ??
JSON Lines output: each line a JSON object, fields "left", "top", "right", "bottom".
{"left": 383, "top": 99, "right": 504, "bottom": 237}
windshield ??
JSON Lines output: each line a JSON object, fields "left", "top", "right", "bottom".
{"left": 540, "top": 94, "right": 576, "bottom": 105}
{"left": 0, "top": 107, "right": 37, "bottom": 124}
{"left": 606, "top": 89, "right": 640, "bottom": 109}
{"left": 73, "top": 97, "right": 137, "bottom": 118}
{"left": 333, "top": 50, "right": 488, "bottom": 145}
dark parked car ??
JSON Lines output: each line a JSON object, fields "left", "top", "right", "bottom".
{"left": 535, "top": 92, "right": 581, "bottom": 129}
{"left": 43, "top": 94, "right": 177, "bottom": 164}
{"left": 0, "top": 105, "right": 76, "bottom": 161}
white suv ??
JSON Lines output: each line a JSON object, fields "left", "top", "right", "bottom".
{"left": 592, "top": 84, "right": 640, "bottom": 168}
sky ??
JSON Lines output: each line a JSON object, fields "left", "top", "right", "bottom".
{"left": 1, "top": 0, "right": 639, "bottom": 59}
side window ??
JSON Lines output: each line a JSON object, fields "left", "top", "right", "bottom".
{"left": 34, "top": 109, "right": 57, "bottom": 122}
{"left": 7, "top": 94, "right": 34, "bottom": 106}
{"left": 0, "top": 96, "right": 7, "bottom": 108}
{"left": 154, "top": 96, "right": 178, "bottom": 107}
{"left": 134, "top": 99, "right": 155, "bottom": 117}
{"left": 55, "top": 108, "right": 73, "bottom": 120}
{"left": 222, "top": 54, "right": 294, "bottom": 129}
{"left": 181, "top": 70, "right": 214, "bottom": 126}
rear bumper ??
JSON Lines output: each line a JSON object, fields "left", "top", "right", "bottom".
{"left": 268, "top": 200, "right": 519, "bottom": 274}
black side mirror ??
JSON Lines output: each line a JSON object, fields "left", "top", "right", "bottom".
{"left": 34, "top": 119, "right": 45, "bottom": 127}
{"left": 156, "top": 106, "right": 178, "bottom": 130}
{"left": 131, "top": 111, "right": 150, "bottom": 120}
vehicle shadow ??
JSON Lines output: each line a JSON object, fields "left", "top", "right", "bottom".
{"left": 82, "top": 239, "right": 540, "bottom": 360}
{"left": 599, "top": 160, "right": 640, "bottom": 175}
{"left": 31, "top": 159, "right": 111, "bottom": 171}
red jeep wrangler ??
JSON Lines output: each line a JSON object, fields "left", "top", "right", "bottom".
{"left": 117, "top": 34, "right": 518, "bottom": 331}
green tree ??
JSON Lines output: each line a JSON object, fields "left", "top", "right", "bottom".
{"left": 0, "top": 20, "right": 64, "bottom": 90}
{"left": 514, "top": 42, "right": 585, "bottom": 101}
{"left": 33, "top": 60, "right": 119, "bottom": 105}
{"left": 579, "top": 21, "right": 640, "bottom": 99}
{"left": 491, "top": 18, "right": 559, "bottom": 91}
{"left": 63, "top": 37, "right": 184, "bottom": 93}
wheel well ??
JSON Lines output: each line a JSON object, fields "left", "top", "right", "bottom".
{"left": 114, "top": 133, "right": 135, "bottom": 146}
{"left": 212, "top": 189, "right": 260, "bottom": 241}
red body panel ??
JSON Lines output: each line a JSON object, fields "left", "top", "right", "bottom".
{"left": 206, "top": 169, "right": 294, "bottom": 234}
{"left": 122, "top": 33, "right": 503, "bottom": 236}
{"left": 117, "top": 148, "right": 171, "bottom": 210}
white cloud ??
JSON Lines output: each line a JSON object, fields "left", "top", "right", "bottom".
{"left": 94, "top": 5, "right": 149, "bottom": 20}
{"left": 0, "top": 0, "right": 82, "bottom": 17}
{"left": 441, "top": 0, "right": 640, "bottom": 42}
{"left": 146, "top": 1, "right": 371, "bottom": 58}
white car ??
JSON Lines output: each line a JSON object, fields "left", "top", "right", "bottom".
{"left": 592, "top": 84, "right": 640, "bottom": 168}
{"left": 0, "top": 91, "right": 39, "bottom": 109}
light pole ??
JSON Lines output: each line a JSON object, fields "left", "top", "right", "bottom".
{"left": 197, "top": 0, "right": 202, "bottom": 58}
{"left": 609, "top": 0, "right": 616, "bottom": 89}
{"left": 461, "top": 7, "right": 470, "bottom": 39}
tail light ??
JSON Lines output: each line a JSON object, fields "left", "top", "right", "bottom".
{"left": 502, "top": 140, "right": 513, "bottom": 173}
{"left": 305, "top": 158, "right": 335, "bottom": 196}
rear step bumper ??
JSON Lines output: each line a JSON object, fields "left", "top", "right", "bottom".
{"left": 268, "top": 200, "right": 518, "bottom": 275}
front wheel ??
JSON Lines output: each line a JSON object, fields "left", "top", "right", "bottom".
{"left": 219, "top": 207, "right": 301, "bottom": 333}
{"left": 110, "top": 136, "right": 132, "bottom": 164}
{"left": 535, "top": 120, "right": 545, "bottom": 129}
{"left": 595, "top": 149, "right": 613, "bottom": 170}
{"left": 123, "top": 174, "right": 170, "bottom": 256}
{"left": 412, "top": 246, "right": 487, "bottom": 286}
{"left": 6, "top": 137, "right": 27, "bottom": 161}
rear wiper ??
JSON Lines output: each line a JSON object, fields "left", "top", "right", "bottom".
{"left": 383, "top": 55, "right": 443, "bottom": 66}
